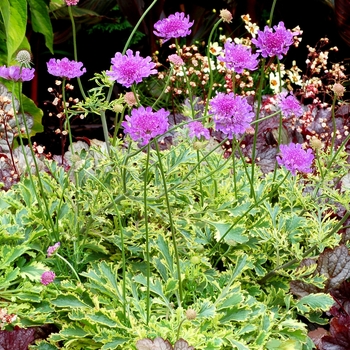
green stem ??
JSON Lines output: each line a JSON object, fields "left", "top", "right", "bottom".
{"left": 204, "top": 18, "right": 223, "bottom": 116}
{"left": 330, "top": 93, "right": 337, "bottom": 155}
{"left": 12, "top": 82, "right": 56, "bottom": 237}
{"left": 56, "top": 253, "right": 81, "bottom": 282}
{"left": 68, "top": 6, "right": 87, "bottom": 100}
{"left": 250, "top": 59, "right": 265, "bottom": 198}
{"left": 144, "top": 144, "right": 151, "bottom": 324}
{"left": 154, "top": 140, "right": 183, "bottom": 305}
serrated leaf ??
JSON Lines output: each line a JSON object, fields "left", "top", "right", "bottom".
{"left": 296, "top": 293, "right": 334, "bottom": 312}
{"left": 0, "top": 245, "right": 28, "bottom": 269}
{"left": 87, "top": 312, "right": 118, "bottom": 327}
{"left": 20, "top": 261, "right": 46, "bottom": 281}
{"left": 51, "top": 294, "right": 91, "bottom": 309}
{"left": 209, "top": 221, "right": 248, "bottom": 244}
{"left": 197, "top": 300, "right": 216, "bottom": 318}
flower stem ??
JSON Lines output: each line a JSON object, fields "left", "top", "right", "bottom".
{"left": 154, "top": 140, "right": 183, "bottom": 305}
{"left": 144, "top": 143, "right": 151, "bottom": 324}
{"left": 68, "top": 6, "right": 87, "bottom": 100}
{"left": 56, "top": 253, "right": 81, "bottom": 282}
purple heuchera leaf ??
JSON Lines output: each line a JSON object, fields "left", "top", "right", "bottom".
{"left": 316, "top": 245, "right": 350, "bottom": 292}
{"left": 320, "top": 317, "right": 350, "bottom": 350}
{"left": 0, "top": 327, "right": 36, "bottom": 350}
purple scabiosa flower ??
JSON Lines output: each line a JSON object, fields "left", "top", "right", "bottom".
{"left": 121, "top": 106, "right": 169, "bottom": 145}
{"left": 106, "top": 50, "right": 157, "bottom": 88}
{"left": 47, "top": 242, "right": 60, "bottom": 258}
{"left": 252, "top": 22, "right": 296, "bottom": 60}
{"left": 277, "top": 143, "right": 314, "bottom": 175}
{"left": 47, "top": 57, "right": 86, "bottom": 79}
{"left": 277, "top": 92, "right": 304, "bottom": 117}
{"left": 218, "top": 42, "right": 259, "bottom": 73}
{"left": 187, "top": 121, "right": 210, "bottom": 140}
{"left": 210, "top": 92, "right": 254, "bottom": 138}
{"left": 168, "top": 54, "right": 184, "bottom": 66}
{"left": 41, "top": 271, "right": 56, "bottom": 285}
{"left": 154, "top": 12, "right": 194, "bottom": 43}
{"left": 65, "top": 0, "right": 79, "bottom": 5}
{"left": 0, "top": 65, "right": 35, "bottom": 82}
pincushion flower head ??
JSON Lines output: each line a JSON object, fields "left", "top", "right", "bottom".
{"left": 187, "top": 121, "right": 210, "bottom": 140}
{"left": 277, "top": 92, "right": 304, "bottom": 118}
{"left": 154, "top": 12, "right": 194, "bottom": 43}
{"left": 0, "top": 65, "right": 35, "bottom": 82}
{"left": 121, "top": 106, "right": 169, "bottom": 145}
{"left": 210, "top": 92, "right": 254, "bottom": 138}
{"left": 47, "top": 57, "right": 86, "bottom": 79}
{"left": 106, "top": 50, "right": 157, "bottom": 88}
{"left": 218, "top": 42, "right": 259, "bottom": 74}
{"left": 277, "top": 143, "right": 314, "bottom": 175}
{"left": 252, "top": 21, "right": 297, "bottom": 59}
{"left": 41, "top": 271, "right": 56, "bottom": 286}
{"left": 65, "top": 0, "right": 79, "bottom": 5}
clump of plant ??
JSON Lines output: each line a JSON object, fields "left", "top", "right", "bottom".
{"left": 1, "top": 0, "right": 350, "bottom": 349}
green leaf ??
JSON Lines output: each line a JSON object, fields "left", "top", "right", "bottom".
{"left": 51, "top": 294, "right": 92, "bottom": 309}
{"left": 0, "top": 0, "right": 27, "bottom": 63}
{"left": 209, "top": 221, "right": 248, "bottom": 244}
{"left": 198, "top": 300, "right": 216, "bottom": 318}
{"left": 87, "top": 312, "right": 118, "bottom": 327}
{"left": 20, "top": 261, "right": 46, "bottom": 281}
{"left": 20, "top": 93, "right": 44, "bottom": 136}
{"left": 0, "top": 245, "right": 28, "bottom": 269}
{"left": 27, "top": 0, "right": 53, "bottom": 53}
{"left": 296, "top": 293, "right": 334, "bottom": 312}
{"left": 100, "top": 339, "right": 128, "bottom": 350}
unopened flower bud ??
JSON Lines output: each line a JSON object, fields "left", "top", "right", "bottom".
{"left": 220, "top": 9, "right": 233, "bottom": 23}
{"left": 185, "top": 308, "right": 197, "bottom": 320}
{"left": 113, "top": 103, "right": 124, "bottom": 113}
{"left": 310, "top": 136, "right": 323, "bottom": 150}
{"left": 333, "top": 83, "right": 345, "bottom": 97}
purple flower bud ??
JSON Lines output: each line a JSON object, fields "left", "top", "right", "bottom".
{"left": 47, "top": 242, "right": 60, "bottom": 258}
{"left": 187, "top": 121, "right": 210, "bottom": 140}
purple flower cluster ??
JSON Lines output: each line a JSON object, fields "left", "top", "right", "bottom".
{"left": 106, "top": 50, "right": 157, "bottom": 88}
{"left": 154, "top": 12, "right": 194, "bottom": 42}
{"left": 47, "top": 242, "right": 60, "bottom": 258}
{"left": 168, "top": 54, "right": 184, "bottom": 66}
{"left": 0, "top": 65, "right": 35, "bottom": 82}
{"left": 218, "top": 42, "right": 259, "bottom": 74}
{"left": 41, "top": 271, "right": 56, "bottom": 285}
{"left": 210, "top": 92, "right": 254, "bottom": 138}
{"left": 47, "top": 57, "right": 86, "bottom": 79}
{"left": 252, "top": 22, "right": 296, "bottom": 59}
{"left": 187, "top": 121, "right": 210, "bottom": 140}
{"left": 122, "top": 106, "right": 169, "bottom": 145}
{"left": 277, "top": 143, "right": 314, "bottom": 175}
{"left": 277, "top": 92, "right": 304, "bottom": 117}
